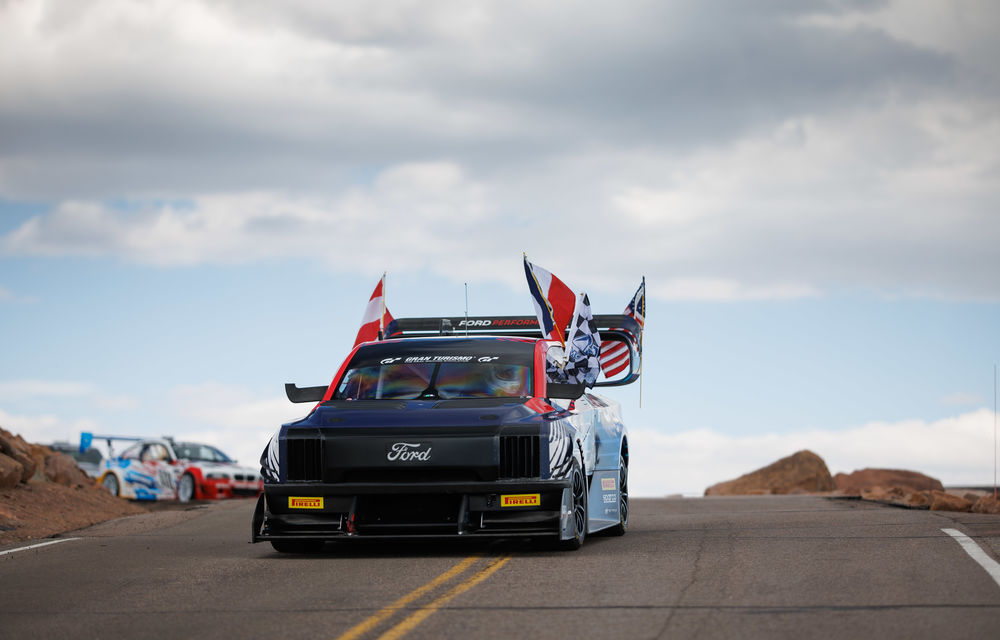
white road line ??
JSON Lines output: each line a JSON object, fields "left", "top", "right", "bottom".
{"left": 0, "top": 537, "right": 80, "bottom": 557}
{"left": 942, "top": 528, "right": 1000, "bottom": 589}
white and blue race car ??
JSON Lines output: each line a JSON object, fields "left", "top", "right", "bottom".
{"left": 88, "top": 434, "right": 262, "bottom": 502}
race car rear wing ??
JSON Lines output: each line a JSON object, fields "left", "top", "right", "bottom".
{"left": 388, "top": 314, "right": 642, "bottom": 387}
{"left": 79, "top": 432, "right": 180, "bottom": 453}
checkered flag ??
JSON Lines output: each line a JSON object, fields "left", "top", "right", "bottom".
{"left": 563, "top": 293, "right": 602, "bottom": 387}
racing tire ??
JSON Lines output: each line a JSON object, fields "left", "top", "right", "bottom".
{"left": 101, "top": 473, "right": 120, "bottom": 497}
{"left": 270, "top": 540, "right": 325, "bottom": 554}
{"left": 608, "top": 453, "right": 629, "bottom": 536}
{"left": 177, "top": 473, "right": 196, "bottom": 503}
{"left": 558, "top": 463, "right": 588, "bottom": 551}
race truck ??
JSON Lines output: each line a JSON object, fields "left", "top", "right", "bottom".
{"left": 251, "top": 315, "right": 640, "bottom": 553}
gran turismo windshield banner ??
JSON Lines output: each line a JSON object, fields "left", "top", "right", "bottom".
{"left": 337, "top": 339, "right": 534, "bottom": 400}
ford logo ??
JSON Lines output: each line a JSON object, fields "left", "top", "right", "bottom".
{"left": 386, "top": 442, "right": 433, "bottom": 462}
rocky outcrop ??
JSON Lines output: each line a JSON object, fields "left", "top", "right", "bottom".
{"left": 971, "top": 495, "right": 1000, "bottom": 514}
{"left": 44, "top": 453, "right": 92, "bottom": 488}
{"left": 834, "top": 468, "right": 943, "bottom": 495}
{"left": 0, "top": 427, "right": 94, "bottom": 489}
{"left": 1, "top": 427, "right": 140, "bottom": 544}
{"left": 929, "top": 490, "right": 972, "bottom": 512}
{"left": 704, "top": 450, "right": 835, "bottom": 496}
{"left": 0, "top": 453, "right": 22, "bottom": 489}
{"left": 0, "top": 428, "right": 37, "bottom": 483}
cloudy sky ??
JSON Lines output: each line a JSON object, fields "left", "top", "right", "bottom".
{"left": 1, "top": 0, "right": 998, "bottom": 495}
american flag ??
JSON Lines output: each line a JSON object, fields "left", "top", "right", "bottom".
{"left": 599, "top": 278, "right": 645, "bottom": 378}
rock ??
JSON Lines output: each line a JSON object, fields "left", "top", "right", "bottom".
{"left": 971, "top": 495, "right": 1000, "bottom": 514}
{"left": 28, "top": 444, "right": 54, "bottom": 482}
{"left": 704, "top": 450, "right": 835, "bottom": 496}
{"left": 834, "top": 468, "right": 943, "bottom": 495}
{"left": 906, "top": 491, "right": 931, "bottom": 507}
{"left": 0, "top": 453, "right": 24, "bottom": 489}
{"left": 0, "top": 428, "right": 37, "bottom": 483}
{"left": 44, "top": 453, "right": 93, "bottom": 488}
{"left": 929, "top": 490, "right": 972, "bottom": 512}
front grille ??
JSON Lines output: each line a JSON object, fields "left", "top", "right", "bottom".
{"left": 342, "top": 469, "right": 482, "bottom": 483}
{"left": 499, "top": 435, "right": 540, "bottom": 479}
{"left": 286, "top": 437, "right": 323, "bottom": 481}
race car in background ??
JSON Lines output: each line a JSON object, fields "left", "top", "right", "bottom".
{"left": 84, "top": 433, "right": 263, "bottom": 501}
{"left": 251, "top": 314, "right": 640, "bottom": 553}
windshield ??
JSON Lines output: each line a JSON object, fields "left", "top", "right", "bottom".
{"left": 333, "top": 339, "right": 533, "bottom": 400}
{"left": 174, "top": 443, "right": 232, "bottom": 463}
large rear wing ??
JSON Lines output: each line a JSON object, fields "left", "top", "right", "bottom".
{"left": 388, "top": 314, "right": 642, "bottom": 387}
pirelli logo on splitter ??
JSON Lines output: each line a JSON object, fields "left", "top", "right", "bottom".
{"left": 500, "top": 493, "right": 540, "bottom": 507}
{"left": 288, "top": 497, "right": 324, "bottom": 509}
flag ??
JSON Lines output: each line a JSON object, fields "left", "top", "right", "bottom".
{"left": 523, "top": 255, "right": 576, "bottom": 347}
{"left": 599, "top": 277, "right": 645, "bottom": 378}
{"left": 353, "top": 274, "right": 398, "bottom": 348}
{"left": 562, "top": 293, "right": 602, "bottom": 387}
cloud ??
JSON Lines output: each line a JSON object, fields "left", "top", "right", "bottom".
{"left": 629, "top": 408, "right": 998, "bottom": 496}
{"left": 941, "top": 392, "right": 985, "bottom": 406}
{"left": 0, "top": 407, "right": 99, "bottom": 447}
{"left": 0, "top": 379, "right": 137, "bottom": 409}
{"left": 165, "top": 382, "right": 307, "bottom": 467}
{"left": 1, "top": 1, "right": 997, "bottom": 301}
{"left": 0, "top": 284, "right": 37, "bottom": 304}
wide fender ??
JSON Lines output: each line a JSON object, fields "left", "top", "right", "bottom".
{"left": 181, "top": 465, "right": 206, "bottom": 498}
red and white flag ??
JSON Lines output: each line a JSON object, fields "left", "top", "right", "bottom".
{"left": 599, "top": 278, "right": 645, "bottom": 378}
{"left": 353, "top": 275, "right": 397, "bottom": 348}
{"left": 523, "top": 255, "right": 576, "bottom": 347}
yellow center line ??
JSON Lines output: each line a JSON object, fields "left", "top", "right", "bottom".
{"left": 376, "top": 554, "right": 512, "bottom": 640}
{"left": 334, "top": 555, "right": 481, "bottom": 640}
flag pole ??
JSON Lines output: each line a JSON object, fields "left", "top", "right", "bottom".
{"left": 639, "top": 276, "right": 645, "bottom": 409}
{"left": 379, "top": 271, "right": 386, "bottom": 340}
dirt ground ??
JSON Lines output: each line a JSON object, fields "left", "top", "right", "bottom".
{"left": 0, "top": 481, "right": 149, "bottom": 546}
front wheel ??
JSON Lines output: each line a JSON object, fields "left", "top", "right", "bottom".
{"left": 559, "top": 463, "right": 588, "bottom": 550}
{"left": 177, "top": 474, "right": 196, "bottom": 502}
{"left": 101, "top": 473, "right": 120, "bottom": 497}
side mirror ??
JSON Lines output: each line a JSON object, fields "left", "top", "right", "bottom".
{"left": 285, "top": 383, "right": 327, "bottom": 403}
{"left": 547, "top": 382, "right": 585, "bottom": 400}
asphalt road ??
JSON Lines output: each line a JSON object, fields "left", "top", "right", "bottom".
{"left": 2, "top": 496, "right": 1000, "bottom": 639}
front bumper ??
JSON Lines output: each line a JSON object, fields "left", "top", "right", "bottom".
{"left": 251, "top": 478, "right": 572, "bottom": 542}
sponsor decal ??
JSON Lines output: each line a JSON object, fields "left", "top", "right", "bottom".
{"left": 501, "top": 493, "right": 540, "bottom": 507}
{"left": 458, "top": 318, "right": 538, "bottom": 328}
{"left": 289, "top": 497, "right": 324, "bottom": 509}
{"left": 403, "top": 355, "right": 475, "bottom": 363}
{"left": 386, "top": 442, "right": 433, "bottom": 462}
{"left": 601, "top": 477, "right": 616, "bottom": 491}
